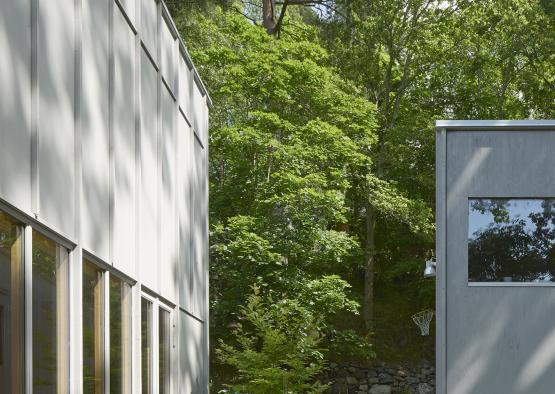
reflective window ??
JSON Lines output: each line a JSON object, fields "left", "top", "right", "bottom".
{"left": 110, "top": 275, "right": 129, "bottom": 394}
{"left": 469, "top": 198, "right": 555, "bottom": 282}
{"left": 83, "top": 262, "right": 130, "bottom": 393}
{"left": 83, "top": 260, "right": 103, "bottom": 393}
{"left": 33, "top": 230, "right": 68, "bottom": 393}
{"left": 159, "top": 309, "right": 170, "bottom": 394}
{"left": 0, "top": 212, "right": 23, "bottom": 394}
{"left": 141, "top": 298, "right": 152, "bottom": 394}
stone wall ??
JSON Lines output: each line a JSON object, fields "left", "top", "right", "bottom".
{"left": 320, "top": 362, "right": 435, "bottom": 394}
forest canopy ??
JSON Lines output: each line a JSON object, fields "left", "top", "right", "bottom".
{"left": 168, "top": 0, "right": 555, "bottom": 391}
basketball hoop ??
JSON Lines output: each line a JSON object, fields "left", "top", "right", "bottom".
{"left": 412, "top": 309, "right": 434, "bottom": 336}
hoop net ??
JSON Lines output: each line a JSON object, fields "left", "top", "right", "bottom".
{"left": 412, "top": 309, "right": 434, "bottom": 336}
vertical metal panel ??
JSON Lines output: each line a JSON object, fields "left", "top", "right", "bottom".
{"left": 160, "top": 85, "right": 177, "bottom": 303}
{"left": 200, "top": 102, "right": 209, "bottom": 153}
{"left": 179, "top": 311, "right": 205, "bottom": 393}
{"left": 199, "top": 142, "right": 209, "bottom": 322}
{"left": 140, "top": 0, "right": 158, "bottom": 63}
{"left": 191, "top": 138, "right": 205, "bottom": 319}
{"left": 445, "top": 130, "right": 555, "bottom": 393}
{"left": 178, "top": 55, "right": 192, "bottom": 125}
{"left": 177, "top": 113, "right": 193, "bottom": 313}
{"left": 71, "top": 0, "right": 84, "bottom": 387}
{"left": 0, "top": 0, "right": 32, "bottom": 213}
{"left": 435, "top": 128, "right": 446, "bottom": 394}
{"left": 113, "top": 7, "right": 136, "bottom": 277}
{"left": 139, "top": 48, "right": 159, "bottom": 292}
{"left": 81, "top": 0, "right": 110, "bottom": 260}
{"left": 37, "top": 0, "right": 75, "bottom": 237}
{"left": 192, "top": 85, "right": 204, "bottom": 145}
{"left": 161, "top": 16, "right": 177, "bottom": 95}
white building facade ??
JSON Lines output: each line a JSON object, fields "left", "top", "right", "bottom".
{"left": 0, "top": 0, "right": 209, "bottom": 392}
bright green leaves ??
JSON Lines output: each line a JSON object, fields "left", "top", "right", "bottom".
{"left": 217, "top": 289, "right": 328, "bottom": 394}
{"left": 367, "top": 176, "right": 434, "bottom": 237}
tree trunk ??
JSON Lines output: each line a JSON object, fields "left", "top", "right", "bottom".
{"left": 262, "top": 0, "right": 277, "bottom": 34}
{"left": 363, "top": 203, "right": 377, "bottom": 329}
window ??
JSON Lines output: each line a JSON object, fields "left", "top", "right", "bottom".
{"left": 469, "top": 198, "right": 555, "bottom": 282}
{"left": 82, "top": 259, "right": 131, "bottom": 393}
{"left": 83, "top": 261, "right": 103, "bottom": 393}
{"left": 141, "top": 295, "right": 173, "bottom": 394}
{"left": 141, "top": 298, "right": 152, "bottom": 394}
{"left": 159, "top": 308, "right": 170, "bottom": 394}
{"left": 110, "top": 274, "right": 130, "bottom": 394}
{"left": 32, "top": 230, "right": 69, "bottom": 393}
{"left": 0, "top": 212, "right": 23, "bottom": 394}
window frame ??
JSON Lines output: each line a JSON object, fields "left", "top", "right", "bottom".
{"left": 82, "top": 254, "right": 134, "bottom": 393}
{"left": 141, "top": 290, "right": 175, "bottom": 394}
{"left": 468, "top": 197, "right": 555, "bottom": 287}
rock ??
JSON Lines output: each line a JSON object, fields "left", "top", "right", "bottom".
{"left": 346, "top": 376, "right": 358, "bottom": 385}
{"left": 359, "top": 384, "right": 369, "bottom": 390}
{"left": 378, "top": 373, "right": 394, "bottom": 384}
{"left": 338, "top": 369, "right": 349, "bottom": 377}
{"left": 330, "top": 383, "right": 348, "bottom": 393}
{"left": 368, "top": 377, "right": 379, "bottom": 384}
{"left": 369, "top": 384, "right": 392, "bottom": 394}
{"left": 355, "top": 370, "right": 366, "bottom": 379}
{"left": 416, "top": 382, "right": 434, "bottom": 394}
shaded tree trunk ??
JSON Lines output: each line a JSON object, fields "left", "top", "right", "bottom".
{"left": 262, "top": 0, "right": 277, "bottom": 34}
{"left": 363, "top": 203, "right": 377, "bottom": 329}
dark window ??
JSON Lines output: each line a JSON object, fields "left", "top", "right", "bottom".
{"left": 158, "top": 309, "right": 170, "bottom": 394}
{"left": 0, "top": 212, "right": 23, "bottom": 393}
{"left": 141, "top": 298, "right": 152, "bottom": 394}
{"left": 109, "top": 275, "right": 125, "bottom": 394}
{"left": 83, "top": 260, "right": 103, "bottom": 393}
{"left": 33, "top": 230, "right": 68, "bottom": 393}
{"left": 469, "top": 198, "right": 555, "bottom": 282}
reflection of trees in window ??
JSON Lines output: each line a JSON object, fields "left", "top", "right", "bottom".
{"left": 110, "top": 276, "right": 124, "bottom": 394}
{"left": 141, "top": 299, "right": 152, "bottom": 394}
{"left": 469, "top": 199, "right": 555, "bottom": 282}
{"left": 33, "top": 231, "right": 63, "bottom": 393}
{"left": 0, "top": 212, "right": 23, "bottom": 394}
{"left": 159, "top": 309, "right": 170, "bottom": 394}
{"left": 83, "top": 261, "right": 103, "bottom": 394}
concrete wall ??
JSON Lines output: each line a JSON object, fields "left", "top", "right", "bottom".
{"left": 437, "top": 121, "right": 555, "bottom": 394}
{"left": 0, "top": 0, "right": 210, "bottom": 391}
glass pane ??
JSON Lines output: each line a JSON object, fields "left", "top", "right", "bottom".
{"left": 0, "top": 212, "right": 23, "bottom": 394}
{"left": 33, "top": 230, "right": 67, "bottom": 393}
{"left": 469, "top": 198, "right": 555, "bottom": 282}
{"left": 141, "top": 298, "right": 152, "bottom": 394}
{"left": 110, "top": 275, "right": 128, "bottom": 394}
{"left": 83, "top": 260, "right": 103, "bottom": 394}
{"left": 158, "top": 309, "right": 170, "bottom": 394}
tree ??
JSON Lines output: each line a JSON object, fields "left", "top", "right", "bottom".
{"left": 172, "top": 7, "right": 377, "bottom": 384}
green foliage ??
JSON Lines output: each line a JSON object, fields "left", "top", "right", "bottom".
{"left": 217, "top": 287, "right": 328, "bottom": 393}
{"left": 170, "top": 0, "right": 555, "bottom": 385}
